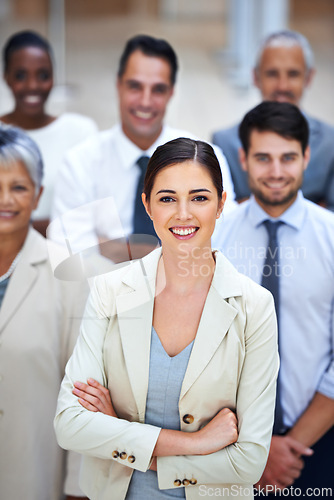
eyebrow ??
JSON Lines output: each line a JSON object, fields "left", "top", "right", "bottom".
{"left": 12, "top": 178, "right": 31, "bottom": 183}
{"left": 155, "top": 188, "right": 212, "bottom": 195}
{"left": 253, "top": 151, "right": 299, "bottom": 157}
{"left": 125, "top": 79, "right": 170, "bottom": 88}
{"left": 125, "top": 78, "right": 140, "bottom": 84}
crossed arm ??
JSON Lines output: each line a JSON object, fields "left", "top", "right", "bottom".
{"left": 67, "top": 376, "right": 334, "bottom": 493}
{"left": 72, "top": 377, "right": 239, "bottom": 467}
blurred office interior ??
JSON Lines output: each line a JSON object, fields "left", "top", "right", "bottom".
{"left": 0, "top": 0, "right": 333, "bottom": 139}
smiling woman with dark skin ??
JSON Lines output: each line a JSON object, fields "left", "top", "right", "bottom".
{"left": 1, "top": 31, "right": 55, "bottom": 130}
{"left": 0, "top": 30, "right": 97, "bottom": 236}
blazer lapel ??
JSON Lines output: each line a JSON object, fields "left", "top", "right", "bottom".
{"left": 180, "top": 287, "right": 237, "bottom": 399}
{"left": 116, "top": 250, "right": 161, "bottom": 421}
{"left": 0, "top": 229, "right": 46, "bottom": 334}
{"left": 180, "top": 252, "right": 242, "bottom": 399}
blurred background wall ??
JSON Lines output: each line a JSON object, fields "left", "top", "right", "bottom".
{"left": 0, "top": 0, "right": 333, "bottom": 139}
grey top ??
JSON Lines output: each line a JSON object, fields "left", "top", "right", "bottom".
{"left": 126, "top": 327, "right": 193, "bottom": 499}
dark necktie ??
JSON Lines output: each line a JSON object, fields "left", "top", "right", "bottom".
{"left": 261, "top": 220, "right": 285, "bottom": 434}
{"left": 133, "top": 156, "right": 156, "bottom": 236}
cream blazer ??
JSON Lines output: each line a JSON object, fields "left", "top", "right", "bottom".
{"left": 0, "top": 228, "right": 87, "bottom": 500}
{"left": 55, "top": 248, "right": 279, "bottom": 500}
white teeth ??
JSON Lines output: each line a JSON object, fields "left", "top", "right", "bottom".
{"left": 0, "top": 211, "right": 15, "bottom": 217}
{"left": 266, "top": 182, "right": 286, "bottom": 189}
{"left": 24, "top": 96, "right": 41, "bottom": 104}
{"left": 171, "top": 227, "right": 197, "bottom": 236}
{"left": 135, "top": 110, "right": 153, "bottom": 119}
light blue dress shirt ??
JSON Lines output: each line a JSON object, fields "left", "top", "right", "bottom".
{"left": 213, "top": 192, "right": 334, "bottom": 428}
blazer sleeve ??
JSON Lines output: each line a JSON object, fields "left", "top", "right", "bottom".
{"left": 156, "top": 287, "right": 279, "bottom": 489}
{"left": 54, "top": 276, "right": 161, "bottom": 473}
{"left": 59, "top": 279, "right": 92, "bottom": 496}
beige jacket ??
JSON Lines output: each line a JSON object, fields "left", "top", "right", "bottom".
{"left": 55, "top": 248, "right": 279, "bottom": 500}
{"left": 0, "top": 228, "right": 87, "bottom": 500}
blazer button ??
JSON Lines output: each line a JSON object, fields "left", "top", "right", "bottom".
{"left": 182, "top": 479, "right": 190, "bottom": 486}
{"left": 183, "top": 414, "right": 194, "bottom": 424}
{"left": 112, "top": 450, "right": 119, "bottom": 459}
{"left": 119, "top": 451, "right": 127, "bottom": 460}
{"left": 128, "top": 455, "right": 136, "bottom": 463}
{"left": 174, "top": 479, "right": 182, "bottom": 487}
{"left": 190, "top": 478, "right": 197, "bottom": 485}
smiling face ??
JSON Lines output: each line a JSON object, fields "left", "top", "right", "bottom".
{"left": 4, "top": 46, "right": 53, "bottom": 119}
{"left": 0, "top": 159, "right": 42, "bottom": 240}
{"left": 142, "top": 161, "right": 225, "bottom": 253}
{"left": 240, "top": 130, "right": 309, "bottom": 216}
{"left": 117, "top": 50, "right": 174, "bottom": 150}
{"left": 254, "top": 45, "right": 314, "bottom": 107}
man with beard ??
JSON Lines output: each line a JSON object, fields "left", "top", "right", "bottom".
{"left": 212, "top": 30, "right": 334, "bottom": 210}
{"left": 213, "top": 101, "right": 334, "bottom": 496}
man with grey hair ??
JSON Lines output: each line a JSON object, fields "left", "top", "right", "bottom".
{"left": 212, "top": 30, "right": 334, "bottom": 210}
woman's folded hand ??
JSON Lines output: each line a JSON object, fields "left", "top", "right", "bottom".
{"left": 72, "top": 379, "right": 117, "bottom": 418}
{"left": 194, "top": 408, "right": 238, "bottom": 455}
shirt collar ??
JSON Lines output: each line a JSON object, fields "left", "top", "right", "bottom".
{"left": 247, "top": 191, "right": 307, "bottom": 231}
{"left": 114, "top": 124, "right": 168, "bottom": 170}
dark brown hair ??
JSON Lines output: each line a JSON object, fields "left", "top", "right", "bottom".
{"left": 239, "top": 101, "right": 309, "bottom": 154}
{"left": 143, "top": 137, "right": 223, "bottom": 201}
{"left": 118, "top": 34, "right": 178, "bottom": 86}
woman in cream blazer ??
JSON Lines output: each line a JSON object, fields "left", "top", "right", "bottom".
{"left": 55, "top": 138, "right": 279, "bottom": 500}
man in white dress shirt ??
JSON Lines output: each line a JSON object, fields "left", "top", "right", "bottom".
{"left": 49, "top": 35, "right": 236, "bottom": 261}
{"left": 213, "top": 101, "right": 334, "bottom": 495}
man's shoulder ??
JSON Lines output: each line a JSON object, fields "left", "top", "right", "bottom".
{"left": 222, "top": 201, "right": 249, "bottom": 234}
{"left": 65, "top": 125, "right": 119, "bottom": 159}
{"left": 213, "top": 201, "right": 250, "bottom": 246}
{"left": 303, "top": 197, "right": 334, "bottom": 226}
{"left": 223, "top": 200, "right": 249, "bottom": 223}
{"left": 306, "top": 113, "right": 334, "bottom": 131}
{"left": 305, "top": 113, "right": 334, "bottom": 144}
{"left": 212, "top": 123, "right": 240, "bottom": 144}
{"left": 58, "top": 112, "right": 97, "bottom": 130}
